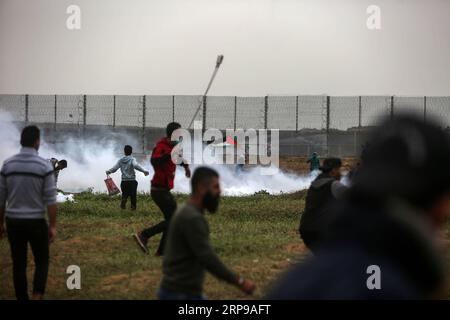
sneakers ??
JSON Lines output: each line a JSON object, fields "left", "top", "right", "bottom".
{"left": 133, "top": 232, "right": 149, "bottom": 255}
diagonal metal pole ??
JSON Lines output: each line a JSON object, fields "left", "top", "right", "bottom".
{"left": 187, "top": 55, "right": 224, "bottom": 129}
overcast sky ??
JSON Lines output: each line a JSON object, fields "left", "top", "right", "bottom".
{"left": 0, "top": 0, "right": 449, "bottom": 96}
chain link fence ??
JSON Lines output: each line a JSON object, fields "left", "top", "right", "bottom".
{"left": 1, "top": 94, "right": 450, "bottom": 157}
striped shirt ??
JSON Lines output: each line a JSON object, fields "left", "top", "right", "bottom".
{"left": 0, "top": 147, "right": 57, "bottom": 219}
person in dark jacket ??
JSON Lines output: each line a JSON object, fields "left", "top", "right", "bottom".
{"left": 133, "top": 122, "right": 190, "bottom": 256}
{"left": 299, "top": 157, "right": 347, "bottom": 252}
{"left": 158, "top": 167, "right": 255, "bottom": 300}
{"left": 268, "top": 115, "right": 450, "bottom": 299}
{"left": 106, "top": 145, "right": 149, "bottom": 210}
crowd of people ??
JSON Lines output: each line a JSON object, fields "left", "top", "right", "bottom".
{"left": 1, "top": 114, "right": 449, "bottom": 300}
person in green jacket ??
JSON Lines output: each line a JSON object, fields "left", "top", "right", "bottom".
{"left": 307, "top": 152, "right": 320, "bottom": 172}
{"left": 158, "top": 167, "right": 256, "bottom": 300}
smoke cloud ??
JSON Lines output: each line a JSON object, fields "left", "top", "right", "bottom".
{"left": 0, "top": 111, "right": 315, "bottom": 196}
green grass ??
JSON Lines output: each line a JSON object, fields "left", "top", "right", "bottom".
{"left": 1, "top": 191, "right": 449, "bottom": 300}
{"left": 0, "top": 191, "right": 309, "bottom": 300}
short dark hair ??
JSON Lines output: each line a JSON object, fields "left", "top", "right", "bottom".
{"left": 124, "top": 145, "right": 132, "bottom": 156}
{"left": 58, "top": 159, "right": 68, "bottom": 169}
{"left": 320, "top": 157, "right": 342, "bottom": 173}
{"left": 191, "top": 167, "right": 219, "bottom": 193}
{"left": 166, "top": 122, "right": 181, "bottom": 138}
{"left": 20, "top": 125, "right": 40, "bottom": 147}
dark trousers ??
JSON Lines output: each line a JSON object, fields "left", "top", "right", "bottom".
{"left": 6, "top": 218, "right": 49, "bottom": 300}
{"left": 141, "top": 189, "right": 177, "bottom": 255}
{"left": 121, "top": 180, "right": 138, "bottom": 210}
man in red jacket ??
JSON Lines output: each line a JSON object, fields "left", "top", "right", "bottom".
{"left": 133, "top": 122, "right": 191, "bottom": 256}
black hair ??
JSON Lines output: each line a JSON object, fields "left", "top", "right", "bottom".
{"left": 124, "top": 145, "right": 133, "bottom": 156}
{"left": 320, "top": 157, "right": 342, "bottom": 173}
{"left": 191, "top": 167, "right": 219, "bottom": 193}
{"left": 166, "top": 122, "right": 181, "bottom": 138}
{"left": 58, "top": 159, "right": 68, "bottom": 169}
{"left": 20, "top": 125, "right": 40, "bottom": 147}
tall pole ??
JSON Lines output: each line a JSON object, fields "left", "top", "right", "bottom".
{"left": 187, "top": 55, "right": 224, "bottom": 129}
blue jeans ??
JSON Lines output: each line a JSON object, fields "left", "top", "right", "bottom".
{"left": 157, "top": 287, "right": 207, "bottom": 300}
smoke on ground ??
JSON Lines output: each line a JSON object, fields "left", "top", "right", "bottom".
{"left": 0, "top": 111, "right": 316, "bottom": 196}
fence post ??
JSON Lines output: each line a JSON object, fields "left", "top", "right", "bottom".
{"left": 202, "top": 95, "right": 207, "bottom": 132}
{"left": 390, "top": 96, "right": 394, "bottom": 119}
{"left": 25, "top": 94, "right": 29, "bottom": 122}
{"left": 142, "top": 95, "right": 146, "bottom": 153}
{"left": 234, "top": 96, "right": 237, "bottom": 131}
{"left": 423, "top": 96, "right": 427, "bottom": 123}
{"left": 358, "top": 96, "right": 362, "bottom": 127}
{"left": 264, "top": 95, "right": 268, "bottom": 129}
{"left": 172, "top": 95, "right": 175, "bottom": 122}
{"left": 326, "top": 96, "right": 331, "bottom": 131}
{"left": 326, "top": 96, "right": 330, "bottom": 156}
{"left": 113, "top": 95, "right": 116, "bottom": 128}
{"left": 54, "top": 94, "right": 57, "bottom": 129}
{"left": 296, "top": 95, "right": 299, "bottom": 132}
{"left": 83, "top": 95, "right": 87, "bottom": 126}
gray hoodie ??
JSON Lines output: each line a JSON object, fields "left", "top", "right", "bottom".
{"left": 106, "top": 156, "right": 147, "bottom": 181}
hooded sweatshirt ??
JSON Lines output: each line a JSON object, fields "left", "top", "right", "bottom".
{"left": 107, "top": 155, "right": 146, "bottom": 181}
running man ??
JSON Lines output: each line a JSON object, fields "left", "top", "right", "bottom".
{"left": 133, "top": 122, "right": 190, "bottom": 256}
{"left": 158, "top": 167, "right": 255, "bottom": 299}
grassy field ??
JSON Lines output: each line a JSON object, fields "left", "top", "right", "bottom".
{"left": 0, "top": 191, "right": 311, "bottom": 300}
{"left": 1, "top": 191, "right": 449, "bottom": 300}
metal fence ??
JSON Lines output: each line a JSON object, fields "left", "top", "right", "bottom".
{"left": 1, "top": 94, "right": 450, "bottom": 156}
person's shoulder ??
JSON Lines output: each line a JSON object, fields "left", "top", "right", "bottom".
{"left": 175, "top": 203, "right": 203, "bottom": 222}
{"left": 2, "top": 153, "right": 19, "bottom": 167}
{"left": 36, "top": 155, "right": 54, "bottom": 172}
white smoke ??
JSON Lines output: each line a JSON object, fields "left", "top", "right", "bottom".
{"left": 0, "top": 111, "right": 315, "bottom": 196}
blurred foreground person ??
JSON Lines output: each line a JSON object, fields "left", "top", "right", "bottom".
{"left": 158, "top": 167, "right": 255, "bottom": 300}
{"left": 268, "top": 115, "right": 450, "bottom": 299}
{"left": 299, "top": 157, "right": 347, "bottom": 252}
{"left": 49, "top": 158, "right": 67, "bottom": 188}
{"left": 0, "top": 126, "right": 57, "bottom": 300}
{"left": 306, "top": 152, "right": 320, "bottom": 172}
{"left": 134, "top": 122, "right": 190, "bottom": 256}
{"left": 106, "top": 145, "right": 149, "bottom": 210}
